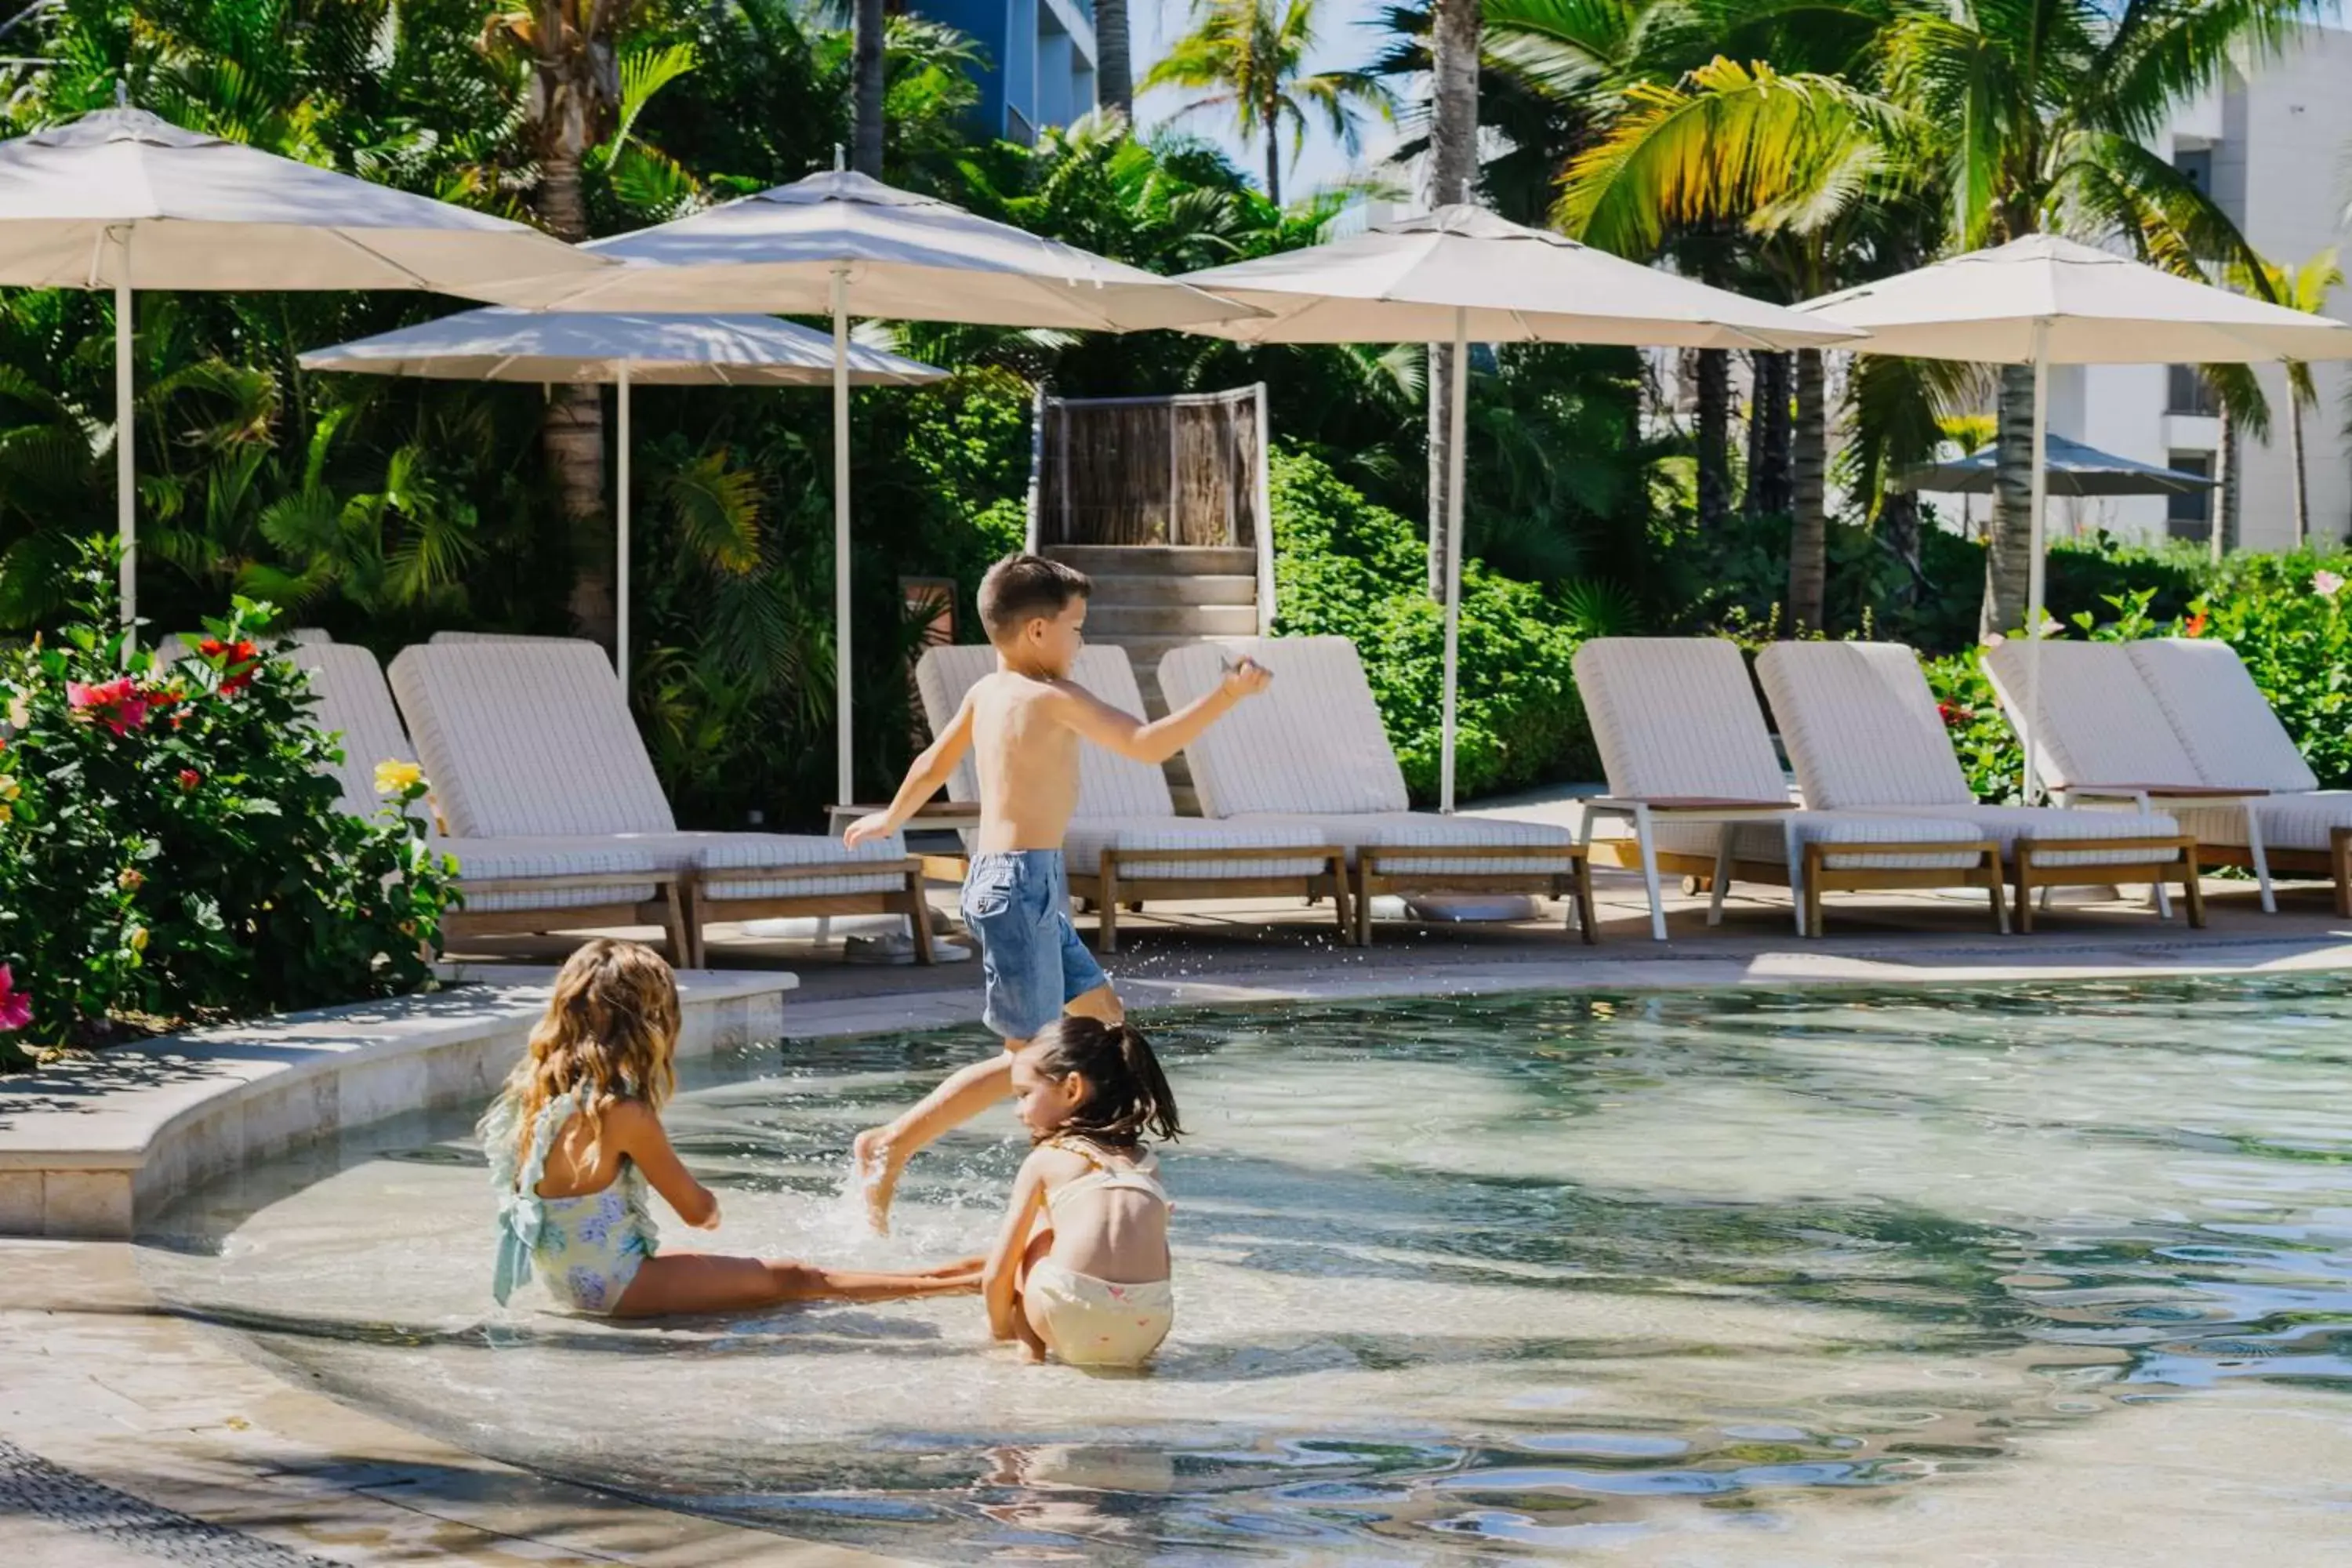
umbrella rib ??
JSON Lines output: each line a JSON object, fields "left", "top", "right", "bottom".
{"left": 321, "top": 227, "right": 436, "bottom": 291}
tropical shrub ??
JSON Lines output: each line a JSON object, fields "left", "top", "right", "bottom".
{"left": 1269, "top": 448, "right": 1592, "bottom": 800}
{"left": 2192, "top": 550, "right": 2352, "bottom": 788}
{"left": 0, "top": 554, "right": 454, "bottom": 1063}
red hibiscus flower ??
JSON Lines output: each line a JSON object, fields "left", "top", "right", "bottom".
{"left": 2185, "top": 611, "right": 2209, "bottom": 637}
{"left": 176, "top": 768, "right": 201, "bottom": 792}
{"left": 66, "top": 677, "right": 151, "bottom": 735}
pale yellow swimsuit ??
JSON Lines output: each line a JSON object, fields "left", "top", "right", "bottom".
{"left": 1025, "top": 1140, "right": 1174, "bottom": 1368}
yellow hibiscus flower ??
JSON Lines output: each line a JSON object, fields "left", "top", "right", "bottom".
{"left": 374, "top": 759, "right": 425, "bottom": 795}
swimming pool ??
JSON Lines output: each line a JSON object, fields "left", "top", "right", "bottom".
{"left": 142, "top": 976, "right": 2352, "bottom": 1563}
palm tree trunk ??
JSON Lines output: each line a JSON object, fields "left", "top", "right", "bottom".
{"left": 1695, "top": 347, "right": 1730, "bottom": 531}
{"left": 1423, "top": 0, "right": 1480, "bottom": 600}
{"left": 1983, "top": 362, "right": 2035, "bottom": 639}
{"left": 1096, "top": 0, "right": 1133, "bottom": 121}
{"left": 2291, "top": 401, "right": 2308, "bottom": 546}
{"left": 1265, "top": 132, "right": 1281, "bottom": 207}
{"left": 1786, "top": 348, "right": 1827, "bottom": 632}
{"left": 1883, "top": 490, "right": 1925, "bottom": 605}
{"left": 2213, "top": 397, "right": 2238, "bottom": 562}
{"left": 853, "top": 0, "right": 885, "bottom": 173}
{"left": 528, "top": 42, "right": 615, "bottom": 650}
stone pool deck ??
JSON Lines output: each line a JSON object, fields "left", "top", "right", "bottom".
{"left": 8, "top": 864, "right": 2352, "bottom": 1565}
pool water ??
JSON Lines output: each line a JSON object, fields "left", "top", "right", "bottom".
{"left": 143, "top": 977, "right": 2352, "bottom": 1564}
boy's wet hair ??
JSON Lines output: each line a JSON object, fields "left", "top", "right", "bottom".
{"left": 978, "top": 553, "right": 1091, "bottom": 643}
{"left": 1025, "top": 1016, "right": 1181, "bottom": 1145}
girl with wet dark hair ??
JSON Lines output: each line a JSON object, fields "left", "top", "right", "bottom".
{"left": 982, "top": 1016, "right": 1181, "bottom": 1367}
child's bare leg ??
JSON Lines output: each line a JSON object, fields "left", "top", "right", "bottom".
{"left": 852, "top": 1050, "right": 1018, "bottom": 1232}
{"left": 1064, "top": 982, "right": 1124, "bottom": 1026}
{"left": 1011, "top": 1228, "right": 1055, "bottom": 1363}
{"left": 615, "top": 1252, "right": 985, "bottom": 1317}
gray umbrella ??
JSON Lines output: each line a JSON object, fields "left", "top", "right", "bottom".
{"left": 1895, "top": 433, "right": 2217, "bottom": 497}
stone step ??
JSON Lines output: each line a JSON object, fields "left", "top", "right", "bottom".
{"left": 1084, "top": 572, "right": 1259, "bottom": 608}
{"left": 1048, "top": 544, "right": 1258, "bottom": 576}
{"left": 1087, "top": 603, "right": 1261, "bottom": 637}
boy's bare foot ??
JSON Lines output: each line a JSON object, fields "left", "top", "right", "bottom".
{"left": 851, "top": 1126, "right": 905, "bottom": 1234}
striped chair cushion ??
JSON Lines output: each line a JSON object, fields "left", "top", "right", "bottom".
{"left": 1982, "top": 641, "right": 2198, "bottom": 792}
{"left": 289, "top": 643, "right": 423, "bottom": 822}
{"left": 1158, "top": 637, "right": 1410, "bottom": 818}
{"left": 2174, "top": 793, "right": 2352, "bottom": 853}
{"left": 1647, "top": 810, "right": 1989, "bottom": 871}
{"left": 1062, "top": 815, "right": 1336, "bottom": 879}
{"left": 916, "top": 644, "right": 1175, "bottom": 817}
{"left": 1573, "top": 638, "right": 1790, "bottom": 803}
{"left": 1233, "top": 810, "right": 1581, "bottom": 875}
{"left": 1854, "top": 804, "right": 2180, "bottom": 868}
{"left": 434, "top": 836, "right": 662, "bottom": 913}
{"left": 2127, "top": 638, "right": 2319, "bottom": 793}
{"left": 430, "top": 630, "right": 601, "bottom": 647}
{"left": 390, "top": 641, "right": 677, "bottom": 837}
{"left": 1756, "top": 642, "right": 1974, "bottom": 808}
{"left": 637, "top": 830, "right": 909, "bottom": 902}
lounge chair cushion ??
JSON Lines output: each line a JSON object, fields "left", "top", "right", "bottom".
{"left": 1232, "top": 810, "right": 1581, "bottom": 875}
{"left": 2170, "top": 794, "right": 2352, "bottom": 853}
{"left": 653, "top": 832, "right": 909, "bottom": 901}
{"left": 1650, "top": 811, "right": 1990, "bottom": 871}
{"left": 391, "top": 641, "right": 681, "bottom": 837}
{"left": 289, "top": 643, "right": 424, "bottom": 822}
{"left": 1982, "top": 641, "right": 2198, "bottom": 792}
{"left": 916, "top": 644, "right": 1175, "bottom": 817}
{"left": 1853, "top": 804, "right": 2180, "bottom": 868}
{"left": 2126, "top": 638, "right": 2319, "bottom": 793}
{"left": 1755, "top": 642, "right": 1975, "bottom": 808}
{"left": 1062, "top": 815, "right": 1337, "bottom": 879}
{"left": 1158, "top": 637, "right": 1410, "bottom": 817}
{"left": 433, "top": 837, "right": 662, "bottom": 913}
{"left": 1572, "top": 638, "right": 1789, "bottom": 803}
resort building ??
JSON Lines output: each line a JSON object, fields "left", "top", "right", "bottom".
{"left": 2034, "top": 24, "right": 2352, "bottom": 550}
{"left": 913, "top": 0, "right": 1099, "bottom": 143}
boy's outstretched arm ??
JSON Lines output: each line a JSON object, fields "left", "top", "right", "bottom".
{"left": 1048, "top": 659, "right": 1270, "bottom": 766}
{"left": 844, "top": 695, "right": 975, "bottom": 848}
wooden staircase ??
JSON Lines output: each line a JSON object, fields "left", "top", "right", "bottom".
{"left": 1047, "top": 543, "right": 1261, "bottom": 814}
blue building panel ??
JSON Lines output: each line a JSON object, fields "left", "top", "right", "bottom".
{"left": 907, "top": 0, "right": 1097, "bottom": 142}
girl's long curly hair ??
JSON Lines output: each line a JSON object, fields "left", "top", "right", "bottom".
{"left": 1025, "top": 1016, "right": 1181, "bottom": 1147}
{"left": 495, "top": 938, "right": 681, "bottom": 1178}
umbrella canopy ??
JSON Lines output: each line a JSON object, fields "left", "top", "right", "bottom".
{"left": 1798, "top": 234, "right": 2352, "bottom": 363}
{"left": 1175, "top": 204, "right": 1865, "bottom": 813}
{"left": 1178, "top": 205, "right": 1868, "bottom": 350}
{"left": 297, "top": 307, "right": 945, "bottom": 385}
{"left": 0, "top": 107, "right": 597, "bottom": 296}
{"left": 0, "top": 106, "right": 604, "bottom": 640}
{"left": 1896, "top": 433, "right": 2217, "bottom": 497}
{"left": 1800, "top": 233, "right": 2352, "bottom": 803}
{"left": 540, "top": 168, "right": 1254, "bottom": 804}
{"left": 554, "top": 169, "right": 1254, "bottom": 331}
{"left": 302, "top": 308, "right": 946, "bottom": 699}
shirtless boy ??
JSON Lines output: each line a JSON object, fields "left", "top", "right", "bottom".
{"left": 841, "top": 553, "right": 1270, "bottom": 1230}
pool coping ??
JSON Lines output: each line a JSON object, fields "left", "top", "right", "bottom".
{"left": 0, "top": 964, "right": 797, "bottom": 1240}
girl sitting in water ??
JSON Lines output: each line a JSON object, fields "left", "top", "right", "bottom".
{"left": 484, "top": 939, "right": 982, "bottom": 1316}
{"left": 984, "top": 1016, "right": 1181, "bottom": 1367}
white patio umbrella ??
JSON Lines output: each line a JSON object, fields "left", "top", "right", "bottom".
{"left": 543, "top": 168, "right": 1256, "bottom": 804}
{"left": 1177, "top": 204, "right": 1866, "bottom": 811}
{"left": 1799, "top": 233, "right": 2352, "bottom": 795}
{"left": 0, "top": 103, "right": 604, "bottom": 640}
{"left": 299, "top": 308, "right": 946, "bottom": 696}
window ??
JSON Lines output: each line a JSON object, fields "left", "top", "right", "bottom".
{"left": 2165, "top": 452, "right": 2213, "bottom": 539}
{"left": 2174, "top": 147, "right": 2213, "bottom": 194}
{"left": 2168, "top": 365, "right": 2217, "bottom": 416}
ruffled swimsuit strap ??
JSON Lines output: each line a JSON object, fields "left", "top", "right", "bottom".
{"left": 1045, "top": 1136, "right": 1170, "bottom": 1210}
{"left": 492, "top": 1090, "right": 579, "bottom": 1306}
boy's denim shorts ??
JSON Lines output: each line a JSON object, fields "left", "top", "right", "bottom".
{"left": 960, "top": 850, "right": 1109, "bottom": 1041}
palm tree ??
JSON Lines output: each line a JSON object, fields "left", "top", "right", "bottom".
{"left": 1098, "top": 0, "right": 1136, "bottom": 121}
{"left": 2258, "top": 248, "right": 2343, "bottom": 545}
{"left": 1878, "top": 0, "right": 2306, "bottom": 635}
{"left": 853, "top": 0, "right": 884, "bottom": 172}
{"left": 1422, "top": 0, "right": 1480, "bottom": 597}
{"left": 1142, "top": 0, "right": 1395, "bottom": 208}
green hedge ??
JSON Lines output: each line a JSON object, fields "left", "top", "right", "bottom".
{"left": 1268, "top": 448, "right": 1593, "bottom": 801}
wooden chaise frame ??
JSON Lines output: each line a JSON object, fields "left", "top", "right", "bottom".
{"left": 1082, "top": 845, "right": 1350, "bottom": 954}
{"left": 1348, "top": 843, "right": 1597, "bottom": 947}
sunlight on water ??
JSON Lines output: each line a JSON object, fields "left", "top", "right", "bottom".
{"left": 142, "top": 977, "right": 2352, "bottom": 1564}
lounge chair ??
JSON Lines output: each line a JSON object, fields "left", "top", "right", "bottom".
{"left": 1755, "top": 641, "right": 2201, "bottom": 932}
{"left": 289, "top": 642, "right": 690, "bottom": 959}
{"left": 1988, "top": 638, "right": 2352, "bottom": 914}
{"left": 387, "top": 639, "right": 928, "bottom": 967}
{"left": 1571, "top": 637, "right": 2003, "bottom": 940}
{"left": 1156, "top": 636, "right": 1595, "bottom": 944}
{"left": 915, "top": 644, "right": 1346, "bottom": 952}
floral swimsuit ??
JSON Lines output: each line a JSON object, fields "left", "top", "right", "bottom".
{"left": 485, "top": 1090, "right": 660, "bottom": 1315}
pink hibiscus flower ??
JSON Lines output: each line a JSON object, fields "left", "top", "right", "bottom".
{"left": 0, "top": 964, "right": 30, "bottom": 1033}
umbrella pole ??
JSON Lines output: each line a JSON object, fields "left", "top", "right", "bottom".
{"left": 115, "top": 277, "right": 135, "bottom": 650}
{"left": 1439, "top": 307, "right": 1468, "bottom": 815}
{"left": 2022, "top": 326, "right": 2050, "bottom": 803}
{"left": 617, "top": 361, "right": 631, "bottom": 702}
{"left": 832, "top": 262, "right": 854, "bottom": 808}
